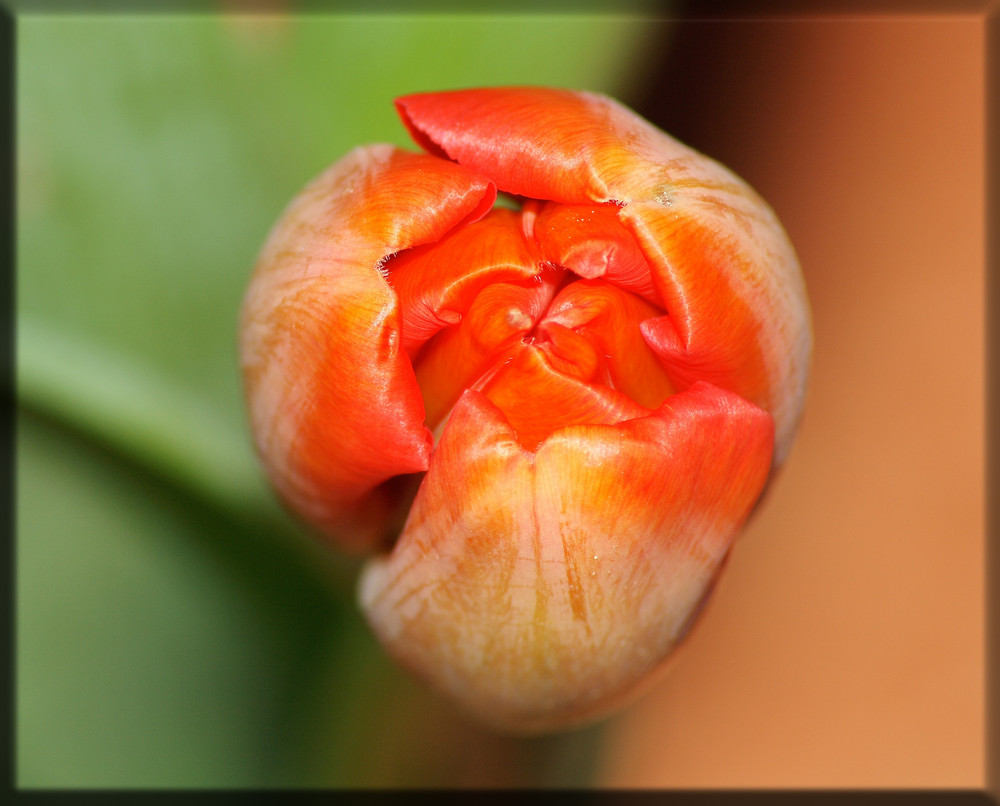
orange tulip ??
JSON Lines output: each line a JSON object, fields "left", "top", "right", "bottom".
{"left": 239, "top": 87, "right": 811, "bottom": 732}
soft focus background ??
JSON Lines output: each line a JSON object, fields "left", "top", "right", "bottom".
{"left": 16, "top": 10, "right": 985, "bottom": 789}
{"left": 598, "top": 14, "right": 986, "bottom": 788}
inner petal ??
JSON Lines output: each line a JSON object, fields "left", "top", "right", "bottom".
{"left": 541, "top": 279, "right": 676, "bottom": 411}
{"left": 476, "top": 344, "right": 649, "bottom": 452}
{"left": 413, "top": 278, "right": 561, "bottom": 433}
{"left": 530, "top": 201, "right": 661, "bottom": 307}
{"left": 390, "top": 201, "right": 680, "bottom": 453}
{"left": 385, "top": 207, "right": 544, "bottom": 358}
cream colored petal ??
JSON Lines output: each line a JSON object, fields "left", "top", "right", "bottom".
{"left": 359, "top": 384, "right": 773, "bottom": 732}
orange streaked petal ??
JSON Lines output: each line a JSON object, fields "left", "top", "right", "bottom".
{"left": 396, "top": 87, "right": 664, "bottom": 204}
{"left": 624, "top": 200, "right": 811, "bottom": 466}
{"left": 240, "top": 145, "right": 495, "bottom": 550}
{"left": 358, "top": 383, "right": 774, "bottom": 732}
{"left": 530, "top": 322, "right": 601, "bottom": 382}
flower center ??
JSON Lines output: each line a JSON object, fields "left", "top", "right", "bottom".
{"left": 384, "top": 203, "right": 675, "bottom": 451}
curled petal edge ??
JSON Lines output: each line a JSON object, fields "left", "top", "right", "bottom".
{"left": 239, "top": 144, "right": 496, "bottom": 551}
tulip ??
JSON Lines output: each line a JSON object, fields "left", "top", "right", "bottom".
{"left": 239, "top": 87, "right": 811, "bottom": 733}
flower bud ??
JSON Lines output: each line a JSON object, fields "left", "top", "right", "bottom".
{"left": 240, "top": 87, "right": 811, "bottom": 732}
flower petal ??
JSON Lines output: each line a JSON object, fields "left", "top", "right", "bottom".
{"left": 385, "top": 207, "right": 547, "bottom": 357}
{"left": 396, "top": 87, "right": 663, "bottom": 204}
{"left": 412, "top": 278, "right": 561, "bottom": 434}
{"left": 359, "top": 382, "right": 774, "bottom": 732}
{"left": 540, "top": 279, "right": 675, "bottom": 411}
{"left": 477, "top": 343, "right": 649, "bottom": 453}
{"left": 529, "top": 201, "right": 661, "bottom": 306}
{"left": 240, "top": 145, "right": 495, "bottom": 550}
{"left": 625, "top": 199, "right": 811, "bottom": 466}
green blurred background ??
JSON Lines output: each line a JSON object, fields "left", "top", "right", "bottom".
{"left": 16, "top": 12, "right": 668, "bottom": 787}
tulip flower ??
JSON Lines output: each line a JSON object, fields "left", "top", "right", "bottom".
{"left": 239, "top": 87, "right": 811, "bottom": 733}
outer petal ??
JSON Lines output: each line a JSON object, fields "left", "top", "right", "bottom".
{"left": 628, "top": 198, "right": 810, "bottom": 466}
{"left": 396, "top": 87, "right": 658, "bottom": 204}
{"left": 358, "top": 383, "right": 774, "bottom": 732}
{"left": 397, "top": 87, "right": 811, "bottom": 465}
{"left": 239, "top": 144, "right": 495, "bottom": 551}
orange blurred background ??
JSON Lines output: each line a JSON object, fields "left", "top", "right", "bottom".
{"left": 596, "top": 15, "right": 985, "bottom": 788}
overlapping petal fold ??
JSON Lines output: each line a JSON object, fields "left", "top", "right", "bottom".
{"left": 540, "top": 279, "right": 676, "bottom": 411}
{"left": 397, "top": 87, "right": 811, "bottom": 464}
{"left": 528, "top": 201, "right": 660, "bottom": 306}
{"left": 387, "top": 208, "right": 545, "bottom": 356}
{"left": 240, "top": 145, "right": 496, "bottom": 550}
{"left": 623, "top": 200, "right": 810, "bottom": 465}
{"left": 359, "top": 382, "right": 774, "bottom": 732}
